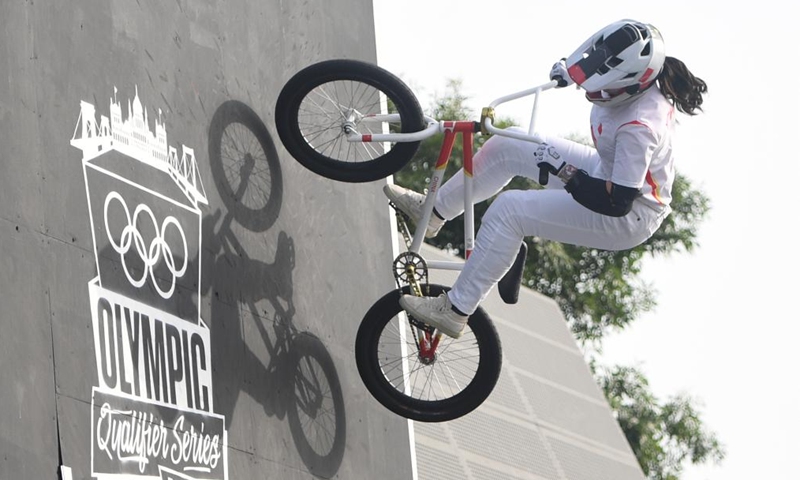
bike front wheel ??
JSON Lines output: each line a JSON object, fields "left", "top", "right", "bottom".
{"left": 355, "top": 284, "right": 502, "bottom": 422}
{"left": 275, "top": 59, "right": 425, "bottom": 183}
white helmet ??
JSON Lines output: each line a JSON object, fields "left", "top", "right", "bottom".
{"left": 565, "top": 20, "right": 665, "bottom": 107}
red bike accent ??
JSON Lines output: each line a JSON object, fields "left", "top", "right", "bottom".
{"left": 419, "top": 331, "right": 442, "bottom": 362}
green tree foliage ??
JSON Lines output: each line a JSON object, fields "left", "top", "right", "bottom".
{"left": 393, "top": 79, "right": 723, "bottom": 477}
{"left": 596, "top": 365, "right": 725, "bottom": 479}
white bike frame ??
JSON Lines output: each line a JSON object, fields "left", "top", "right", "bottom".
{"left": 347, "top": 80, "right": 559, "bottom": 271}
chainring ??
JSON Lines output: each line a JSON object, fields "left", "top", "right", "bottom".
{"left": 393, "top": 251, "right": 427, "bottom": 286}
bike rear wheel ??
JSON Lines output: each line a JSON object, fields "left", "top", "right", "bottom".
{"left": 355, "top": 284, "right": 502, "bottom": 422}
{"left": 275, "top": 59, "right": 425, "bottom": 183}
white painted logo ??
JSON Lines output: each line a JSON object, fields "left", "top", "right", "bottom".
{"left": 103, "top": 192, "right": 188, "bottom": 299}
{"left": 71, "top": 86, "right": 207, "bottom": 208}
{"left": 71, "top": 86, "right": 228, "bottom": 480}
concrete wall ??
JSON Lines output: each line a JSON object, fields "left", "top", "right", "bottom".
{"left": 0, "top": 1, "right": 412, "bottom": 479}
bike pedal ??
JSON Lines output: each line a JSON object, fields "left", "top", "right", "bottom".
{"left": 407, "top": 314, "right": 435, "bottom": 334}
{"left": 498, "top": 242, "right": 527, "bottom": 304}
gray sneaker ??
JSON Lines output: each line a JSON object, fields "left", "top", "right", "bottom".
{"left": 399, "top": 293, "right": 468, "bottom": 338}
{"left": 383, "top": 184, "right": 444, "bottom": 238}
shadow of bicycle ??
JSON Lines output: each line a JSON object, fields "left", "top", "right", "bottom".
{"left": 204, "top": 101, "right": 346, "bottom": 477}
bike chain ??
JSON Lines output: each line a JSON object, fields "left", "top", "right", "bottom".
{"left": 389, "top": 203, "right": 429, "bottom": 290}
{"left": 390, "top": 202, "right": 414, "bottom": 251}
{"left": 388, "top": 202, "right": 437, "bottom": 337}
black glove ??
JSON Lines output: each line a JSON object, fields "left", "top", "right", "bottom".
{"left": 534, "top": 143, "right": 566, "bottom": 185}
{"left": 549, "top": 59, "right": 574, "bottom": 88}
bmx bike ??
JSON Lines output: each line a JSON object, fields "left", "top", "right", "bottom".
{"left": 275, "top": 59, "right": 558, "bottom": 422}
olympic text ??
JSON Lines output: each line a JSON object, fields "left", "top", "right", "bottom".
{"left": 90, "top": 282, "right": 213, "bottom": 412}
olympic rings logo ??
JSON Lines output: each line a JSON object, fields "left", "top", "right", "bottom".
{"left": 103, "top": 192, "right": 188, "bottom": 299}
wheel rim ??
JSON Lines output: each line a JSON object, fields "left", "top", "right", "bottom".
{"left": 376, "top": 313, "right": 482, "bottom": 402}
{"left": 297, "top": 79, "right": 403, "bottom": 163}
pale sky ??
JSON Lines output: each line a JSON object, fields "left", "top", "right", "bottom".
{"left": 373, "top": 1, "right": 799, "bottom": 479}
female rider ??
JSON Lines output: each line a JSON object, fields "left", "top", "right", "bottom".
{"left": 385, "top": 19, "right": 708, "bottom": 338}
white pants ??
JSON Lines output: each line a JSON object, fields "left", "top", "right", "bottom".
{"left": 434, "top": 132, "right": 670, "bottom": 315}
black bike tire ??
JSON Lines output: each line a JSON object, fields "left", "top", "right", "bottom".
{"left": 275, "top": 59, "right": 425, "bottom": 183}
{"left": 355, "top": 284, "right": 502, "bottom": 422}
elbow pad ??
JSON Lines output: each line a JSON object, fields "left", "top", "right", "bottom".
{"left": 564, "top": 170, "right": 640, "bottom": 217}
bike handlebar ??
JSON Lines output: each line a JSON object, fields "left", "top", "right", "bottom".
{"left": 346, "top": 80, "right": 560, "bottom": 145}
{"left": 482, "top": 80, "right": 559, "bottom": 144}
{"left": 487, "top": 80, "right": 559, "bottom": 109}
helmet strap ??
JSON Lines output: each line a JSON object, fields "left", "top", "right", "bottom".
{"left": 625, "top": 84, "right": 640, "bottom": 95}
{"left": 626, "top": 79, "right": 657, "bottom": 96}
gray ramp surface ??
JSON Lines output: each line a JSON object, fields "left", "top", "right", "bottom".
{"left": 1, "top": 1, "right": 412, "bottom": 479}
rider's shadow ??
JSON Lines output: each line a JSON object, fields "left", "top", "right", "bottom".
{"left": 204, "top": 101, "right": 346, "bottom": 477}
{"left": 203, "top": 217, "right": 296, "bottom": 417}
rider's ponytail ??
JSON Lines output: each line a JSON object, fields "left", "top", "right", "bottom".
{"left": 658, "top": 56, "right": 707, "bottom": 115}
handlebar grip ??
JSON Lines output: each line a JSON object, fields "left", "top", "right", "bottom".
{"left": 552, "top": 76, "right": 568, "bottom": 88}
{"left": 538, "top": 166, "right": 550, "bottom": 186}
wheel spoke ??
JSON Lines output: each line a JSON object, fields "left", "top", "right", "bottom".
{"left": 375, "top": 314, "right": 482, "bottom": 401}
{"left": 297, "top": 79, "right": 398, "bottom": 163}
